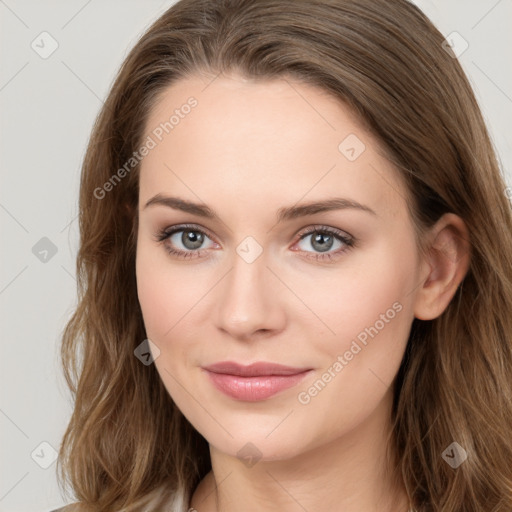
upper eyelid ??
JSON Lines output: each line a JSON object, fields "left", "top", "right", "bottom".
{"left": 296, "top": 224, "right": 352, "bottom": 239}
{"left": 162, "top": 223, "right": 353, "bottom": 245}
{"left": 164, "top": 223, "right": 217, "bottom": 241}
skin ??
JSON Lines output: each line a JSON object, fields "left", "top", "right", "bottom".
{"left": 135, "top": 73, "right": 470, "bottom": 512}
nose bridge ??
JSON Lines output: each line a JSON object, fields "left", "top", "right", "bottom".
{"left": 215, "top": 237, "right": 283, "bottom": 338}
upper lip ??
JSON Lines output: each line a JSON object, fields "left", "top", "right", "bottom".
{"left": 202, "top": 361, "right": 312, "bottom": 377}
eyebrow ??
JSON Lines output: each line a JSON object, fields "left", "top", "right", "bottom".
{"left": 143, "top": 194, "right": 377, "bottom": 222}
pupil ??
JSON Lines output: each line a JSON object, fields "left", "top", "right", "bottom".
{"left": 312, "top": 232, "right": 333, "bottom": 253}
{"left": 183, "top": 230, "right": 203, "bottom": 249}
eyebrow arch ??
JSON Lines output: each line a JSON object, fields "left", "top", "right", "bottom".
{"left": 143, "top": 194, "right": 377, "bottom": 222}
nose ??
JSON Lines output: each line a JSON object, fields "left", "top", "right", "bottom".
{"left": 214, "top": 247, "right": 286, "bottom": 341}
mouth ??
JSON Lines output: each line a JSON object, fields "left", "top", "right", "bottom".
{"left": 201, "top": 361, "right": 313, "bottom": 401}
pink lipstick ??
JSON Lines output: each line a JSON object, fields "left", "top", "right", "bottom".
{"left": 201, "top": 361, "right": 313, "bottom": 401}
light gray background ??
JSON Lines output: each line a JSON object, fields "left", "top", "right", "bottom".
{"left": 0, "top": 1, "right": 511, "bottom": 511}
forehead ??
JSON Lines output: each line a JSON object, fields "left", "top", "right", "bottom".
{"left": 139, "top": 74, "right": 408, "bottom": 221}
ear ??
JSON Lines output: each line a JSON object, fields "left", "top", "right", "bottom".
{"left": 413, "top": 213, "right": 471, "bottom": 321}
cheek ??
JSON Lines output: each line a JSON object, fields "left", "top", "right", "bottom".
{"left": 135, "top": 239, "right": 183, "bottom": 342}
{"left": 135, "top": 239, "right": 214, "bottom": 346}
{"left": 135, "top": 243, "right": 205, "bottom": 424}
{"left": 305, "top": 246, "right": 413, "bottom": 336}
{"left": 291, "top": 256, "right": 414, "bottom": 437}
{"left": 306, "top": 241, "right": 416, "bottom": 377}
{"left": 136, "top": 242, "right": 164, "bottom": 336}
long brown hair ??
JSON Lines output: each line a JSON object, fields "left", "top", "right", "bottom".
{"left": 57, "top": 0, "right": 512, "bottom": 510}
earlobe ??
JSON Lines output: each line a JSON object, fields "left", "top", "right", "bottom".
{"left": 413, "top": 213, "right": 471, "bottom": 321}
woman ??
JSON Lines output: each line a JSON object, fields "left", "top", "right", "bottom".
{"left": 55, "top": 0, "right": 512, "bottom": 511}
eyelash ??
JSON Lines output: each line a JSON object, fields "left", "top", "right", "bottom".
{"left": 153, "top": 223, "right": 355, "bottom": 263}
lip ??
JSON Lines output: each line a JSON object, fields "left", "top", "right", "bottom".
{"left": 202, "top": 361, "right": 312, "bottom": 377}
{"left": 201, "top": 361, "right": 313, "bottom": 401}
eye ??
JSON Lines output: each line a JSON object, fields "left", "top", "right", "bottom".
{"left": 292, "top": 225, "right": 355, "bottom": 262}
{"left": 154, "top": 224, "right": 218, "bottom": 260}
{"left": 154, "top": 223, "right": 355, "bottom": 263}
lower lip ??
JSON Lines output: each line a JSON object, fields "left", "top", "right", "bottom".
{"left": 203, "top": 370, "right": 312, "bottom": 401}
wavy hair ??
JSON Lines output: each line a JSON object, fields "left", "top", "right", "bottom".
{"left": 56, "top": 0, "right": 512, "bottom": 510}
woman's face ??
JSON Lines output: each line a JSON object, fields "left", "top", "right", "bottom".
{"left": 136, "top": 73, "right": 424, "bottom": 462}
